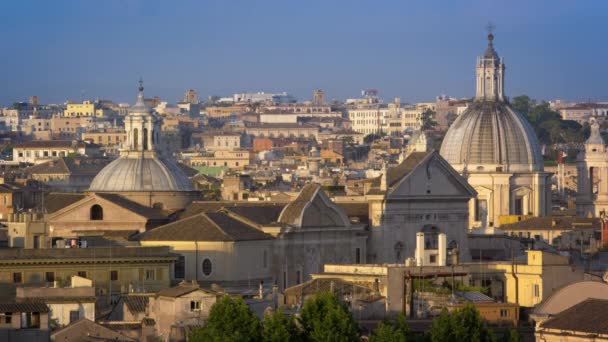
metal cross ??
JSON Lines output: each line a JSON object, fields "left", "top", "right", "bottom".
{"left": 486, "top": 22, "right": 495, "bottom": 34}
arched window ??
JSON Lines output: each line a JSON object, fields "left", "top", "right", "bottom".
{"left": 90, "top": 205, "right": 103, "bottom": 220}
{"left": 133, "top": 128, "right": 139, "bottom": 150}
{"left": 143, "top": 128, "right": 149, "bottom": 150}
{"left": 421, "top": 225, "right": 440, "bottom": 249}
{"left": 202, "top": 258, "right": 212, "bottom": 276}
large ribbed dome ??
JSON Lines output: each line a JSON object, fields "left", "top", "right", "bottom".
{"left": 89, "top": 154, "right": 194, "bottom": 192}
{"left": 89, "top": 80, "right": 195, "bottom": 194}
{"left": 440, "top": 101, "right": 543, "bottom": 173}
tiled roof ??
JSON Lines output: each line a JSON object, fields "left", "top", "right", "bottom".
{"left": 278, "top": 183, "right": 320, "bottom": 225}
{"left": 0, "top": 302, "right": 49, "bottom": 313}
{"left": 51, "top": 318, "right": 135, "bottom": 342}
{"left": 44, "top": 193, "right": 86, "bottom": 213}
{"left": 501, "top": 216, "right": 599, "bottom": 231}
{"left": 123, "top": 295, "right": 149, "bottom": 313}
{"left": 95, "top": 193, "right": 168, "bottom": 220}
{"left": 26, "top": 157, "right": 111, "bottom": 176}
{"left": 178, "top": 201, "right": 227, "bottom": 219}
{"left": 540, "top": 298, "right": 608, "bottom": 334}
{"left": 336, "top": 202, "right": 369, "bottom": 223}
{"left": 223, "top": 204, "right": 285, "bottom": 226}
{"left": 156, "top": 284, "right": 213, "bottom": 298}
{"left": 387, "top": 151, "right": 430, "bottom": 187}
{"left": 135, "top": 212, "right": 273, "bottom": 242}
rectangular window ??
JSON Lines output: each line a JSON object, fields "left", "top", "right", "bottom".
{"left": 534, "top": 284, "right": 540, "bottom": 297}
{"left": 296, "top": 270, "right": 301, "bottom": 285}
{"left": 174, "top": 256, "right": 185, "bottom": 279}
{"left": 0, "top": 312, "right": 12, "bottom": 324}
{"left": 145, "top": 270, "right": 155, "bottom": 281}
{"left": 475, "top": 199, "right": 487, "bottom": 222}
{"left": 13, "top": 272, "right": 22, "bottom": 284}
{"left": 21, "top": 312, "right": 40, "bottom": 328}
{"left": 45, "top": 272, "right": 55, "bottom": 283}
{"left": 77, "top": 271, "right": 87, "bottom": 278}
{"left": 500, "top": 309, "right": 508, "bottom": 317}
{"left": 514, "top": 198, "right": 523, "bottom": 215}
{"left": 110, "top": 270, "right": 118, "bottom": 281}
{"left": 190, "top": 301, "right": 201, "bottom": 312}
{"left": 33, "top": 235, "right": 40, "bottom": 249}
{"left": 283, "top": 271, "right": 287, "bottom": 290}
{"left": 355, "top": 248, "right": 361, "bottom": 264}
{"left": 430, "top": 255, "right": 437, "bottom": 263}
{"left": 69, "top": 310, "right": 79, "bottom": 323}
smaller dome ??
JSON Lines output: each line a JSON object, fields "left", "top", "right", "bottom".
{"left": 89, "top": 154, "right": 194, "bottom": 192}
{"left": 587, "top": 120, "right": 604, "bottom": 145}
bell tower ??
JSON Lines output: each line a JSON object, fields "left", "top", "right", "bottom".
{"left": 475, "top": 26, "right": 505, "bottom": 102}
{"left": 577, "top": 119, "right": 608, "bottom": 217}
{"left": 123, "top": 79, "right": 162, "bottom": 155}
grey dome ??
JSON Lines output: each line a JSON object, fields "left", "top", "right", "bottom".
{"left": 439, "top": 101, "right": 543, "bottom": 173}
{"left": 89, "top": 154, "right": 194, "bottom": 192}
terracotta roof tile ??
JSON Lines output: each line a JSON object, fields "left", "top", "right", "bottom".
{"left": 540, "top": 298, "right": 608, "bottom": 334}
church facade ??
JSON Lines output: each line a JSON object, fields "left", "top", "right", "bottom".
{"left": 366, "top": 151, "right": 476, "bottom": 264}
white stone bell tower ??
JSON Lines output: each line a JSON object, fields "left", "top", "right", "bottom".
{"left": 475, "top": 28, "right": 505, "bottom": 102}
{"left": 577, "top": 119, "right": 608, "bottom": 217}
{"left": 122, "top": 79, "right": 162, "bottom": 156}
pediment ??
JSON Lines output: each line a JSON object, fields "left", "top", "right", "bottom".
{"left": 47, "top": 194, "right": 150, "bottom": 223}
{"left": 387, "top": 152, "right": 476, "bottom": 199}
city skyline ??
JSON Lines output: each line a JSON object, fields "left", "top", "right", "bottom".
{"left": 2, "top": 0, "right": 608, "bottom": 105}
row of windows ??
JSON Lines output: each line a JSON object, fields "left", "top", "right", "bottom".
{"left": 11, "top": 269, "right": 148, "bottom": 284}
{"left": 12, "top": 270, "right": 101, "bottom": 283}
{"left": 191, "top": 161, "right": 242, "bottom": 167}
{"left": 17, "top": 150, "right": 68, "bottom": 158}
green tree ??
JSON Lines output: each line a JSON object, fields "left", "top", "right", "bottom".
{"left": 500, "top": 328, "right": 522, "bottom": 342}
{"left": 421, "top": 109, "right": 437, "bottom": 131}
{"left": 369, "top": 313, "right": 411, "bottom": 342}
{"left": 341, "top": 135, "right": 356, "bottom": 146}
{"left": 428, "top": 304, "right": 494, "bottom": 342}
{"left": 188, "top": 295, "right": 261, "bottom": 342}
{"left": 364, "top": 133, "right": 385, "bottom": 144}
{"left": 510, "top": 95, "right": 535, "bottom": 119}
{"left": 262, "top": 309, "right": 300, "bottom": 342}
{"left": 429, "top": 310, "right": 454, "bottom": 342}
{"left": 299, "top": 292, "right": 360, "bottom": 342}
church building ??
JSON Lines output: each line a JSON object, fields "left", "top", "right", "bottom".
{"left": 88, "top": 80, "right": 198, "bottom": 210}
{"left": 439, "top": 32, "right": 551, "bottom": 229}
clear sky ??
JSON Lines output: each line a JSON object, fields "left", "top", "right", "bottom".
{"left": 1, "top": 0, "right": 607, "bottom": 105}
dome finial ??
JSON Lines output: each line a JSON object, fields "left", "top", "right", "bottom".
{"left": 138, "top": 77, "right": 144, "bottom": 92}
{"left": 486, "top": 22, "right": 495, "bottom": 44}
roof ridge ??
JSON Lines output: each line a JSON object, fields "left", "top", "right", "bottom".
{"left": 203, "top": 212, "right": 238, "bottom": 241}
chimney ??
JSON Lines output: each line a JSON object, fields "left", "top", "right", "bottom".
{"left": 415, "top": 232, "right": 425, "bottom": 266}
{"left": 438, "top": 233, "right": 447, "bottom": 266}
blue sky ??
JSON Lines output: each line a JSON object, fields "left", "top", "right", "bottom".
{"left": 1, "top": 0, "right": 607, "bottom": 105}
